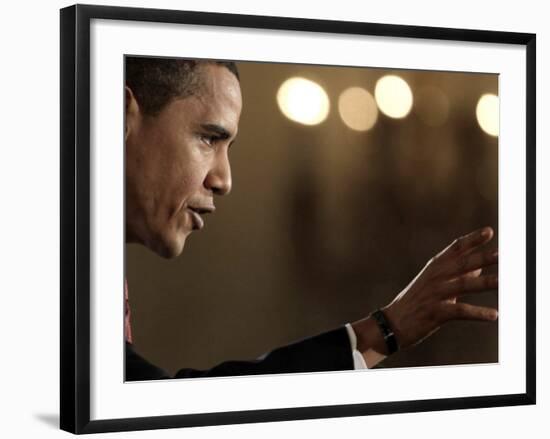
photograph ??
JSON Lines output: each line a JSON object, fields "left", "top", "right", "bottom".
{"left": 1, "top": 0, "right": 545, "bottom": 437}
{"left": 59, "top": 4, "right": 535, "bottom": 433}
{"left": 124, "top": 56, "right": 500, "bottom": 381}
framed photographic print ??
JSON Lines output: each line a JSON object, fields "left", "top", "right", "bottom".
{"left": 60, "top": 4, "right": 536, "bottom": 434}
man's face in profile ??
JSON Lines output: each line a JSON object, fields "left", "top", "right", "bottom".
{"left": 125, "top": 63, "right": 242, "bottom": 258}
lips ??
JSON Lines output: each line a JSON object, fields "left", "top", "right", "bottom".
{"left": 188, "top": 205, "right": 215, "bottom": 215}
{"left": 187, "top": 205, "right": 215, "bottom": 231}
{"left": 188, "top": 209, "right": 204, "bottom": 230}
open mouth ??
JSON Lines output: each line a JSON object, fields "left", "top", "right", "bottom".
{"left": 186, "top": 204, "right": 215, "bottom": 231}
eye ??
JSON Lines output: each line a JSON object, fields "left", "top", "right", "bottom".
{"left": 199, "top": 134, "right": 221, "bottom": 148}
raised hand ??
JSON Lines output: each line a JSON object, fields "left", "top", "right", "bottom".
{"left": 382, "top": 226, "right": 498, "bottom": 350}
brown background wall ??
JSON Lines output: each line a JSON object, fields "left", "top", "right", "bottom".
{"left": 126, "top": 61, "right": 498, "bottom": 376}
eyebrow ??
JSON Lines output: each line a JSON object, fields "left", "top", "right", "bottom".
{"left": 200, "top": 123, "right": 238, "bottom": 148}
{"left": 200, "top": 123, "right": 233, "bottom": 140}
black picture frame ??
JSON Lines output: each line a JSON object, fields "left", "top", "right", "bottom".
{"left": 60, "top": 3, "right": 536, "bottom": 434}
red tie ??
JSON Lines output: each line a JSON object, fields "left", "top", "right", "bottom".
{"left": 125, "top": 279, "right": 133, "bottom": 344}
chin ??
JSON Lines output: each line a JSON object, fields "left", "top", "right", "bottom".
{"left": 149, "top": 230, "right": 188, "bottom": 259}
{"left": 162, "top": 238, "right": 187, "bottom": 259}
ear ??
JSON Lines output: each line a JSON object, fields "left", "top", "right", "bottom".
{"left": 125, "top": 86, "right": 140, "bottom": 141}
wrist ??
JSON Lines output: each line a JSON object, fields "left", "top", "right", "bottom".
{"left": 370, "top": 308, "right": 400, "bottom": 355}
{"left": 351, "top": 315, "right": 392, "bottom": 357}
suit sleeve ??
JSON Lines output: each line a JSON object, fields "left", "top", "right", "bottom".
{"left": 173, "top": 326, "right": 354, "bottom": 379}
{"left": 125, "top": 326, "right": 354, "bottom": 381}
{"left": 125, "top": 341, "right": 171, "bottom": 381}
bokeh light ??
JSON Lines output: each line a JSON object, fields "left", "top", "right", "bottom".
{"left": 374, "top": 75, "right": 413, "bottom": 119}
{"left": 476, "top": 93, "right": 499, "bottom": 137}
{"left": 338, "top": 87, "right": 378, "bottom": 132}
{"left": 414, "top": 86, "right": 450, "bottom": 127}
{"left": 276, "top": 77, "right": 330, "bottom": 125}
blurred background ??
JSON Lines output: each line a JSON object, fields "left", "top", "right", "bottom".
{"left": 126, "top": 60, "right": 498, "bottom": 376}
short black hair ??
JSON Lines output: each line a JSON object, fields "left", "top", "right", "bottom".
{"left": 125, "top": 56, "right": 240, "bottom": 116}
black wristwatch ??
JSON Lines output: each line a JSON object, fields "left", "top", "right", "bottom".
{"left": 370, "top": 309, "right": 399, "bottom": 355}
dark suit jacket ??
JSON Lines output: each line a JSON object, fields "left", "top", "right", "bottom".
{"left": 125, "top": 326, "right": 354, "bottom": 381}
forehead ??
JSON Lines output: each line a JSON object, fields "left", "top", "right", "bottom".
{"left": 152, "top": 63, "right": 242, "bottom": 138}
{"left": 198, "top": 63, "right": 241, "bottom": 104}
{"left": 189, "top": 64, "right": 242, "bottom": 129}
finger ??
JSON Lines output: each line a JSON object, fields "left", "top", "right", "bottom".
{"left": 435, "top": 227, "right": 494, "bottom": 262}
{"left": 441, "top": 302, "right": 498, "bottom": 322}
{"left": 437, "top": 248, "right": 498, "bottom": 279}
{"left": 450, "top": 268, "right": 482, "bottom": 280}
{"left": 442, "top": 270, "right": 485, "bottom": 303}
{"left": 436, "top": 274, "right": 498, "bottom": 299}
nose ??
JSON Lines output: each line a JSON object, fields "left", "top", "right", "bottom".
{"left": 204, "top": 150, "right": 232, "bottom": 196}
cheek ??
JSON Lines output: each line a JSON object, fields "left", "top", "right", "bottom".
{"left": 126, "top": 134, "right": 160, "bottom": 212}
{"left": 168, "top": 154, "right": 208, "bottom": 207}
{"left": 134, "top": 124, "right": 207, "bottom": 215}
{"left": 177, "top": 159, "right": 204, "bottom": 188}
